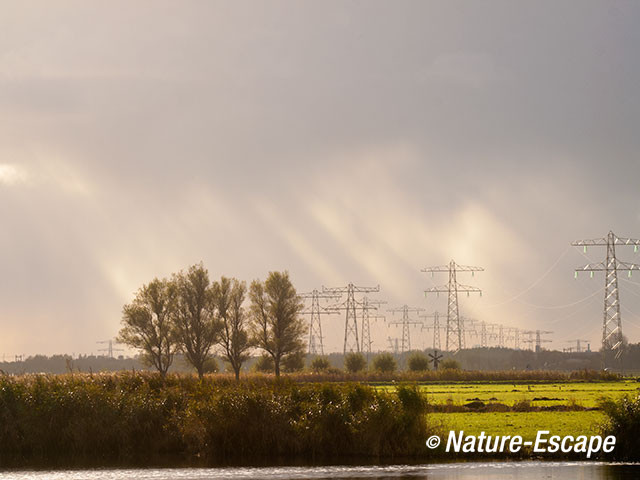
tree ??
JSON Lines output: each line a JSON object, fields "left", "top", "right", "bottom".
{"left": 311, "top": 356, "right": 330, "bottom": 373}
{"left": 282, "top": 350, "right": 305, "bottom": 373}
{"left": 118, "top": 277, "right": 178, "bottom": 378}
{"left": 173, "top": 263, "right": 220, "bottom": 378}
{"left": 212, "top": 277, "right": 251, "bottom": 380}
{"left": 408, "top": 351, "right": 430, "bottom": 372}
{"left": 249, "top": 271, "right": 306, "bottom": 377}
{"left": 344, "top": 352, "right": 367, "bottom": 373}
{"left": 372, "top": 352, "right": 397, "bottom": 373}
{"left": 253, "top": 354, "right": 274, "bottom": 373}
{"left": 441, "top": 358, "right": 461, "bottom": 370}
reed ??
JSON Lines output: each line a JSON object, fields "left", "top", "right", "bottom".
{"left": 0, "top": 373, "right": 435, "bottom": 466}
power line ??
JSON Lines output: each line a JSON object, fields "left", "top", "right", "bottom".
{"left": 300, "top": 289, "right": 340, "bottom": 355}
{"left": 322, "top": 283, "right": 380, "bottom": 354}
{"left": 573, "top": 231, "right": 640, "bottom": 368}
{"left": 422, "top": 260, "right": 483, "bottom": 353}
{"left": 387, "top": 305, "right": 424, "bottom": 353}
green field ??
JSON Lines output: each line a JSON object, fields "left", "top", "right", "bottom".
{"left": 431, "top": 411, "right": 605, "bottom": 442}
{"left": 404, "top": 380, "right": 639, "bottom": 443}
{"left": 394, "top": 380, "right": 639, "bottom": 408}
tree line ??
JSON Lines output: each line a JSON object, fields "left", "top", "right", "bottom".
{"left": 118, "top": 263, "right": 306, "bottom": 379}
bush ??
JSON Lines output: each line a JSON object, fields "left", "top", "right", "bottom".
{"left": 600, "top": 394, "right": 640, "bottom": 460}
{"left": 282, "top": 351, "right": 305, "bottom": 373}
{"left": 203, "top": 357, "right": 219, "bottom": 374}
{"left": 253, "top": 354, "right": 274, "bottom": 373}
{"left": 372, "top": 353, "right": 397, "bottom": 373}
{"left": 440, "top": 358, "right": 461, "bottom": 370}
{"left": 344, "top": 352, "right": 367, "bottom": 373}
{"left": 407, "top": 352, "right": 430, "bottom": 372}
{"left": 310, "top": 356, "right": 330, "bottom": 373}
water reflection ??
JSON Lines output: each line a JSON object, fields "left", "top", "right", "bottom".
{"left": 1, "top": 462, "right": 639, "bottom": 480}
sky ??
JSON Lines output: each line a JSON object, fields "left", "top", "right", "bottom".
{"left": 1, "top": 1, "right": 640, "bottom": 357}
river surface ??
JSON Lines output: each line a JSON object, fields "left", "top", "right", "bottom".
{"left": 1, "top": 462, "right": 638, "bottom": 480}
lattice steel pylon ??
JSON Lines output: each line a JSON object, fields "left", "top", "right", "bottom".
{"left": 420, "top": 311, "right": 444, "bottom": 350}
{"left": 323, "top": 283, "right": 380, "bottom": 354}
{"left": 573, "top": 231, "right": 640, "bottom": 367}
{"left": 300, "top": 289, "right": 340, "bottom": 355}
{"left": 422, "top": 260, "right": 483, "bottom": 353}
{"left": 97, "top": 339, "right": 123, "bottom": 359}
{"left": 534, "top": 329, "right": 553, "bottom": 352}
{"left": 361, "top": 297, "right": 386, "bottom": 358}
{"left": 387, "top": 305, "right": 424, "bottom": 353}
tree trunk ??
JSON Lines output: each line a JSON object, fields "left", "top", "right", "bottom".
{"left": 234, "top": 366, "right": 240, "bottom": 381}
{"left": 274, "top": 359, "right": 280, "bottom": 377}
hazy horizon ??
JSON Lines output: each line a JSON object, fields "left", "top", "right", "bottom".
{"left": 2, "top": 1, "right": 640, "bottom": 357}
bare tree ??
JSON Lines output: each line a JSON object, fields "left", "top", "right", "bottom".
{"left": 173, "top": 263, "right": 219, "bottom": 378}
{"left": 213, "top": 276, "right": 251, "bottom": 380}
{"left": 249, "top": 271, "right": 306, "bottom": 377}
{"left": 117, "top": 277, "right": 178, "bottom": 378}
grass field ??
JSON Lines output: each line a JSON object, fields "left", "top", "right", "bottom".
{"left": 406, "top": 380, "right": 638, "bottom": 445}
{"left": 379, "top": 380, "right": 639, "bottom": 408}
{"left": 431, "top": 411, "right": 605, "bottom": 442}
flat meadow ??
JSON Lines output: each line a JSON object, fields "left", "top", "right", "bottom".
{"left": 396, "top": 380, "right": 640, "bottom": 443}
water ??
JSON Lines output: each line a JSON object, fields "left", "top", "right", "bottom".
{"left": 1, "top": 462, "right": 638, "bottom": 480}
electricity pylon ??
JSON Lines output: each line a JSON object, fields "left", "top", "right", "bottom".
{"left": 361, "top": 297, "right": 386, "bottom": 358}
{"left": 323, "top": 283, "right": 380, "bottom": 354}
{"left": 478, "top": 321, "right": 492, "bottom": 348}
{"left": 534, "top": 330, "right": 553, "bottom": 352}
{"left": 460, "top": 316, "right": 478, "bottom": 348}
{"left": 387, "top": 305, "right": 424, "bottom": 353}
{"left": 422, "top": 260, "right": 483, "bottom": 353}
{"left": 420, "top": 311, "right": 445, "bottom": 350}
{"left": 300, "top": 289, "right": 340, "bottom": 355}
{"left": 387, "top": 336, "right": 400, "bottom": 354}
{"left": 573, "top": 231, "right": 640, "bottom": 367}
{"left": 567, "top": 339, "right": 589, "bottom": 353}
{"left": 97, "top": 339, "right": 123, "bottom": 359}
{"left": 522, "top": 330, "right": 535, "bottom": 351}
{"left": 508, "top": 327, "right": 521, "bottom": 349}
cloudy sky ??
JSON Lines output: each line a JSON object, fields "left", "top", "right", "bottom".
{"left": 2, "top": 1, "right": 640, "bottom": 357}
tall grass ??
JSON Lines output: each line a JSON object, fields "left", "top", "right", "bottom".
{"left": 600, "top": 394, "right": 640, "bottom": 460}
{"left": 0, "top": 373, "right": 435, "bottom": 467}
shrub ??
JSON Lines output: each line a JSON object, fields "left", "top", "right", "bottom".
{"left": 310, "top": 356, "right": 330, "bottom": 373}
{"left": 203, "top": 357, "right": 219, "bottom": 374}
{"left": 600, "top": 394, "right": 640, "bottom": 460}
{"left": 407, "top": 352, "right": 430, "bottom": 372}
{"left": 282, "top": 351, "right": 305, "bottom": 373}
{"left": 344, "top": 352, "right": 367, "bottom": 373}
{"left": 372, "top": 353, "right": 397, "bottom": 373}
{"left": 440, "top": 358, "right": 461, "bottom": 370}
{"left": 253, "top": 355, "right": 274, "bottom": 373}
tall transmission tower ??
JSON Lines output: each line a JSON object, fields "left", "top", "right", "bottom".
{"left": 323, "top": 283, "right": 380, "bottom": 354}
{"left": 534, "top": 330, "right": 553, "bottom": 352}
{"left": 360, "top": 297, "right": 386, "bottom": 358}
{"left": 477, "top": 321, "right": 492, "bottom": 348}
{"left": 422, "top": 260, "right": 483, "bottom": 353}
{"left": 567, "top": 339, "right": 590, "bottom": 353}
{"left": 97, "top": 339, "right": 123, "bottom": 359}
{"left": 573, "top": 231, "right": 640, "bottom": 367}
{"left": 387, "top": 336, "right": 400, "bottom": 354}
{"left": 300, "top": 289, "right": 340, "bottom": 355}
{"left": 420, "top": 311, "right": 445, "bottom": 350}
{"left": 508, "top": 327, "right": 522, "bottom": 349}
{"left": 387, "top": 305, "right": 424, "bottom": 353}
